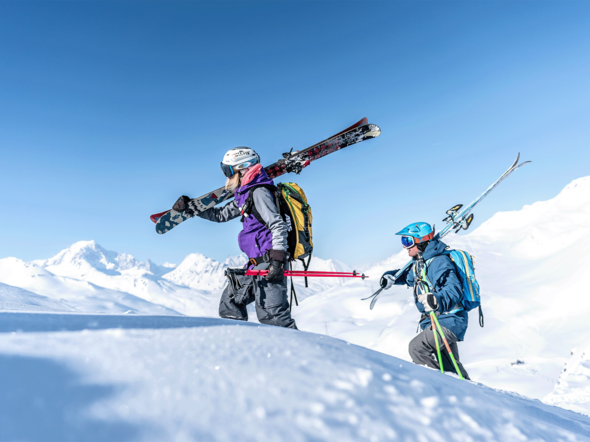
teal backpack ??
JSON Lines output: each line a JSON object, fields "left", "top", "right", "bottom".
{"left": 420, "top": 249, "right": 484, "bottom": 327}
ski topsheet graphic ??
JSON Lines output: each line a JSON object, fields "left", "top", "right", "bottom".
{"left": 364, "top": 153, "right": 531, "bottom": 310}
{"left": 151, "top": 118, "right": 381, "bottom": 234}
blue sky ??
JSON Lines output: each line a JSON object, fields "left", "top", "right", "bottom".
{"left": 1, "top": 1, "right": 589, "bottom": 267}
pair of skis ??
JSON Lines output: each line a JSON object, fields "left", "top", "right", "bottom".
{"left": 150, "top": 118, "right": 381, "bottom": 234}
{"left": 363, "top": 153, "right": 531, "bottom": 310}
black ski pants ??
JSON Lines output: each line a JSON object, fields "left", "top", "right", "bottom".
{"left": 219, "top": 262, "right": 297, "bottom": 329}
{"left": 409, "top": 326, "right": 470, "bottom": 380}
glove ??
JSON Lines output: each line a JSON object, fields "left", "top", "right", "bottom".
{"left": 380, "top": 270, "right": 399, "bottom": 289}
{"left": 417, "top": 293, "right": 438, "bottom": 312}
{"left": 173, "top": 195, "right": 191, "bottom": 212}
{"left": 266, "top": 250, "right": 287, "bottom": 282}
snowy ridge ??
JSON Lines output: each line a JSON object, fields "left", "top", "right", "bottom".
{"left": 1, "top": 241, "right": 348, "bottom": 317}
{"left": 163, "top": 253, "right": 247, "bottom": 291}
{"left": 0, "top": 282, "right": 76, "bottom": 313}
{"left": 544, "top": 339, "right": 590, "bottom": 416}
{"left": 0, "top": 257, "right": 180, "bottom": 316}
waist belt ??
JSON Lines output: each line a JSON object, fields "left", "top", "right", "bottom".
{"left": 420, "top": 307, "right": 464, "bottom": 322}
{"left": 443, "top": 307, "right": 464, "bottom": 315}
{"left": 249, "top": 253, "right": 270, "bottom": 267}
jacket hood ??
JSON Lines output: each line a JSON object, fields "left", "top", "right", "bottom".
{"left": 421, "top": 238, "right": 448, "bottom": 261}
{"left": 236, "top": 168, "right": 273, "bottom": 198}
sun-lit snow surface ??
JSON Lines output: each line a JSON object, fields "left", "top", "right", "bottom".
{"left": 0, "top": 313, "right": 588, "bottom": 442}
{"left": 293, "top": 176, "right": 590, "bottom": 411}
{"left": 0, "top": 282, "right": 75, "bottom": 313}
{"left": 544, "top": 339, "right": 590, "bottom": 416}
{"left": 2, "top": 176, "right": 590, "bottom": 415}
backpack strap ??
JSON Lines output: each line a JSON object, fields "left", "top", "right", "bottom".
{"left": 239, "top": 184, "right": 278, "bottom": 226}
{"left": 290, "top": 272, "right": 299, "bottom": 309}
{"left": 300, "top": 255, "right": 312, "bottom": 288}
{"left": 414, "top": 256, "right": 463, "bottom": 315}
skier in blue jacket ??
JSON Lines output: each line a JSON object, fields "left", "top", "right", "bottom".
{"left": 381, "top": 222, "right": 470, "bottom": 379}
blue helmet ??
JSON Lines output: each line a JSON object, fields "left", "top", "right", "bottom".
{"left": 396, "top": 222, "right": 434, "bottom": 244}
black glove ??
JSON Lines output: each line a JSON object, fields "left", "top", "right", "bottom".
{"left": 380, "top": 270, "right": 399, "bottom": 288}
{"left": 266, "top": 250, "right": 287, "bottom": 282}
{"left": 173, "top": 195, "right": 191, "bottom": 212}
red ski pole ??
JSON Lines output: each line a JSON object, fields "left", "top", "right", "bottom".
{"left": 245, "top": 270, "right": 368, "bottom": 279}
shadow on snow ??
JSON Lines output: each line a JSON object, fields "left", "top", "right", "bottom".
{"left": 0, "top": 312, "right": 261, "bottom": 334}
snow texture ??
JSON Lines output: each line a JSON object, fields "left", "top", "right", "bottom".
{"left": 545, "top": 339, "right": 590, "bottom": 416}
{"left": 0, "top": 282, "right": 76, "bottom": 313}
{"left": 0, "top": 312, "right": 588, "bottom": 442}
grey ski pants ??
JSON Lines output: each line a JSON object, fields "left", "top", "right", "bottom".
{"left": 219, "top": 263, "right": 297, "bottom": 329}
{"left": 409, "top": 326, "right": 470, "bottom": 380}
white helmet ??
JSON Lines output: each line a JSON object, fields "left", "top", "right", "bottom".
{"left": 220, "top": 147, "right": 260, "bottom": 177}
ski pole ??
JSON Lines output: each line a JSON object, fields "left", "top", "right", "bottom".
{"left": 430, "top": 313, "right": 464, "bottom": 380}
{"left": 246, "top": 270, "right": 368, "bottom": 279}
{"left": 430, "top": 312, "right": 444, "bottom": 374}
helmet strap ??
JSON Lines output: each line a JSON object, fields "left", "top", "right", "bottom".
{"left": 416, "top": 241, "right": 429, "bottom": 253}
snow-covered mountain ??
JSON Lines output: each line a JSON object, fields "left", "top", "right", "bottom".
{"left": 1, "top": 240, "right": 348, "bottom": 317}
{"left": 0, "top": 282, "right": 76, "bottom": 313}
{"left": 0, "top": 256, "right": 180, "bottom": 316}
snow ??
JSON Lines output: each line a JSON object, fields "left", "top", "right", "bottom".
{"left": 0, "top": 282, "right": 76, "bottom": 313}
{"left": 0, "top": 312, "right": 588, "bottom": 441}
{"left": 0, "top": 240, "right": 348, "bottom": 318}
{"left": 1, "top": 176, "right": 590, "bottom": 436}
{"left": 0, "top": 257, "right": 180, "bottom": 316}
{"left": 545, "top": 340, "right": 590, "bottom": 416}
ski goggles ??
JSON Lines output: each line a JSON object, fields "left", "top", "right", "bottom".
{"left": 401, "top": 236, "right": 416, "bottom": 249}
{"left": 220, "top": 159, "right": 259, "bottom": 178}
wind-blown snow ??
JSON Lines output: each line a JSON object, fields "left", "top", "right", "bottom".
{"left": 0, "top": 312, "right": 588, "bottom": 441}
{"left": 544, "top": 339, "right": 590, "bottom": 416}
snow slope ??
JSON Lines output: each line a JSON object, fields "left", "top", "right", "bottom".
{"left": 0, "top": 257, "right": 179, "bottom": 316}
{"left": 294, "top": 176, "right": 590, "bottom": 407}
{"left": 0, "top": 312, "right": 588, "bottom": 442}
{"left": 544, "top": 338, "right": 590, "bottom": 416}
{"left": 0, "top": 282, "right": 76, "bottom": 313}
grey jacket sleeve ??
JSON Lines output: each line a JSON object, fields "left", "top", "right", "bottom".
{"left": 252, "top": 188, "right": 288, "bottom": 252}
{"left": 196, "top": 200, "right": 240, "bottom": 223}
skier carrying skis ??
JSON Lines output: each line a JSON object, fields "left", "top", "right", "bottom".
{"left": 380, "top": 222, "right": 470, "bottom": 379}
{"left": 172, "top": 147, "right": 297, "bottom": 329}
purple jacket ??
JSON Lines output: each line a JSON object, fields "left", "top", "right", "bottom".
{"left": 234, "top": 170, "right": 276, "bottom": 258}
{"left": 196, "top": 168, "right": 288, "bottom": 259}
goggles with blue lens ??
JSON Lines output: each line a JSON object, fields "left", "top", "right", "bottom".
{"left": 401, "top": 236, "right": 416, "bottom": 249}
{"left": 220, "top": 159, "right": 259, "bottom": 178}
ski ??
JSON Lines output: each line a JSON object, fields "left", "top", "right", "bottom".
{"left": 365, "top": 153, "right": 531, "bottom": 309}
{"left": 151, "top": 118, "right": 381, "bottom": 234}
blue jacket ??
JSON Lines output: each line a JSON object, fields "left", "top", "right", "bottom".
{"left": 388, "top": 239, "right": 468, "bottom": 341}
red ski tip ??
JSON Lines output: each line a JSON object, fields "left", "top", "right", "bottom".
{"left": 150, "top": 210, "right": 170, "bottom": 223}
